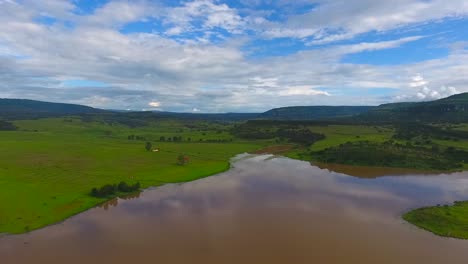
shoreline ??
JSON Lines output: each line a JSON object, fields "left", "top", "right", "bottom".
{"left": 0, "top": 159, "right": 234, "bottom": 236}
{"left": 2, "top": 148, "right": 466, "bottom": 237}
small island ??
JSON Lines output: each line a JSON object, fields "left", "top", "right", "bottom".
{"left": 403, "top": 201, "right": 468, "bottom": 239}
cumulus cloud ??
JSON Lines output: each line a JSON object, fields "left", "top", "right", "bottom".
{"left": 409, "top": 74, "right": 428, "bottom": 88}
{"left": 395, "top": 75, "right": 460, "bottom": 102}
{"left": 0, "top": 0, "right": 467, "bottom": 111}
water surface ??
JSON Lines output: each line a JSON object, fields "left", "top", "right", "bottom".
{"left": 2, "top": 154, "right": 468, "bottom": 264}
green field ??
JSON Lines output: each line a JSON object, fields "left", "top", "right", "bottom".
{"left": 403, "top": 201, "right": 468, "bottom": 239}
{"left": 0, "top": 117, "right": 267, "bottom": 234}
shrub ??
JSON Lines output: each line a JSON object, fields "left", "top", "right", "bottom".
{"left": 90, "top": 182, "right": 140, "bottom": 198}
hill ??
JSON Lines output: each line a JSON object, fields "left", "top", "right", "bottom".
{"left": 0, "top": 98, "right": 103, "bottom": 119}
{"left": 359, "top": 93, "right": 468, "bottom": 123}
{"left": 259, "top": 106, "right": 374, "bottom": 120}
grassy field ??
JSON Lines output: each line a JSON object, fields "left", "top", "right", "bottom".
{"left": 2, "top": 117, "right": 468, "bottom": 235}
{"left": 403, "top": 201, "right": 468, "bottom": 239}
{"left": 0, "top": 117, "right": 267, "bottom": 234}
{"left": 284, "top": 125, "right": 394, "bottom": 161}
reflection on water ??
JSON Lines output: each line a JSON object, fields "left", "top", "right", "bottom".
{"left": 2, "top": 154, "right": 468, "bottom": 264}
{"left": 99, "top": 192, "right": 141, "bottom": 210}
{"left": 314, "top": 161, "right": 437, "bottom": 178}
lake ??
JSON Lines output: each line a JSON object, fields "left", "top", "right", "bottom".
{"left": 2, "top": 154, "right": 468, "bottom": 264}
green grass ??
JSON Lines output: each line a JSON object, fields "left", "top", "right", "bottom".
{"left": 307, "top": 125, "right": 393, "bottom": 151}
{"left": 0, "top": 117, "right": 266, "bottom": 234}
{"left": 284, "top": 125, "right": 394, "bottom": 162}
{"left": 403, "top": 201, "right": 468, "bottom": 239}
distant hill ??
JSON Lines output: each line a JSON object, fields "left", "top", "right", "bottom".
{"left": 358, "top": 93, "right": 468, "bottom": 123}
{"left": 151, "top": 111, "right": 260, "bottom": 121}
{"left": 259, "top": 106, "right": 375, "bottom": 120}
{"left": 0, "top": 99, "right": 104, "bottom": 119}
{"left": 2, "top": 93, "right": 468, "bottom": 123}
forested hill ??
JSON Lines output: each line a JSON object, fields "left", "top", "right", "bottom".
{"left": 259, "top": 106, "right": 375, "bottom": 120}
{"left": 2, "top": 92, "right": 468, "bottom": 122}
{"left": 0, "top": 98, "right": 104, "bottom": 119}
{"left": 358, "top": 93, "right": 468, "bottom": 123}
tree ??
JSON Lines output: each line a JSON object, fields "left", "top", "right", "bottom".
{"left": 145, "top": 142, "right": 152, "bottom": 151}
{"left": 159, "top": 136, "right": 166, "bottom": 141}
{"left": 177, "top": 154, "right": 189, "bottom": 165}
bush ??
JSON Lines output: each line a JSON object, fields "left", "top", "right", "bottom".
{"left": 177, "top": 154, "right": 189, "bottom": 166}
{"left": 90, "top": 181, "right": 141, "bottom": 198}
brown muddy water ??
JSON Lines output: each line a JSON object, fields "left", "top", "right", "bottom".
{"left": 2, "top": 154, "right": 468, "bottom": 264}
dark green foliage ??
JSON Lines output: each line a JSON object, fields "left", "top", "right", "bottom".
{"left": 172, "top": 136, "right": 182, "bottom": 142}
{"left": 276, "top": 128, "right": 325, "bottom": 145}
{"left": 117, "top": 181, "right": 141, "bottom": 192}
{"left": 90, "top": 182, "right": 141, "bottom": 198}
{"left": 0, "top": 99, "right": 102, "bottom": 120}
{"left": 90, "top": 184, "right": 116, "bottom": 198}
{"left": 260, "top": 106, "right": 374, "bottom": 120}
{"left": 0, "top": 120, "right": 17, "bottom": 131}
{"left": 357, "top": 92, "right": 468, "bottom": 123}
{"left": 393, "top": 123, "right": 468, "bottom": 141}
{"left": 177, "top": 154, "right": 189, "bottom": 165}
{"left": 145, "top": 142, "right": 152, "bottom": 151}
{"left": 313, "top": 141, "right": 466, "bottom": 170}
{"left": 231, "top": 120, "right": 325, "bottom": 146}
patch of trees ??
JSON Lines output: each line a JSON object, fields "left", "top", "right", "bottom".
{"left": 90, "top": 181, "right": 141, "bottom": 198}
{"left": 276, "top": 128, "right": 325, "bottom": 146}
{"left": 393, "top": 123, "right": 468, "bottom": 141}
{"left": 0, "top": 120, "right": 17, "bottom": 131}
{"left": 128, "top": 134, "right": 147, "bottom": 140}
{"left": 158, "top": 136, "right": 183, "bottom": 142}
{"left": 231, "top": 121, "right": 325, "bottom": 146}
{"left": 312, "top": 141, "right": 466, "bottom": 170}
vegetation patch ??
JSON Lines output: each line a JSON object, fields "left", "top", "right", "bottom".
{"left": 231, "top": 120, "right": 325, "bottom": 146}
{"left": 312, "top": 141, "right": 466, "bottom": 171}
{"left": 403, "top": 201, "right": 468, "bottom": 239}
{"left": 0, "top": 120, "right": 17, "bottom": 131}
{"left": 90, "top": 182, "right": 141, "bottom": 198}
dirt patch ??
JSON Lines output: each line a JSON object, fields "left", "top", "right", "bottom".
{"left": 252, "top": 145, "right": 294, "bottom": 155}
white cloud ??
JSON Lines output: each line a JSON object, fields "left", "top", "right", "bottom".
{"left": 409, "top": 74, "right": 428, "bottom": 88}
{"left": 163, "top": 0, "right": 244, "bottom": 35}
{"left": 279, "top": 86, "right": 330, "bottom": 96}
{"left": 258, "top": 0, "right": 468, "bottom": 43}
{"left": 148, "top": 101, "right": 161, "bottom": 107}
{"left": 395, "top": 75, "right": 460, "bottom": 102}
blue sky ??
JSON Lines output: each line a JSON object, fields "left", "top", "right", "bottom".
{"left": 0, "top": 0, "right": 468, "bottom": 112}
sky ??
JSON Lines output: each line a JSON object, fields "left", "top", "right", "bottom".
{"left": 0, "top": 0, "right": 468, "bottom": 112}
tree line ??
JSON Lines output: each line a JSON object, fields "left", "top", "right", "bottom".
{"left": 91, "top": 181, "right": 141, "bottom": 198}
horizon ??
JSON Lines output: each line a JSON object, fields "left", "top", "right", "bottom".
{"left": 1, "top": 1, "right": 468, "bottom": 112}
{"left": 3, "top": 91, "right": 466, "bottom": 114}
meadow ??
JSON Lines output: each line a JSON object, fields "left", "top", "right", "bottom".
{"left": 0, "top": 117, "right": 267, "bottom": 234}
